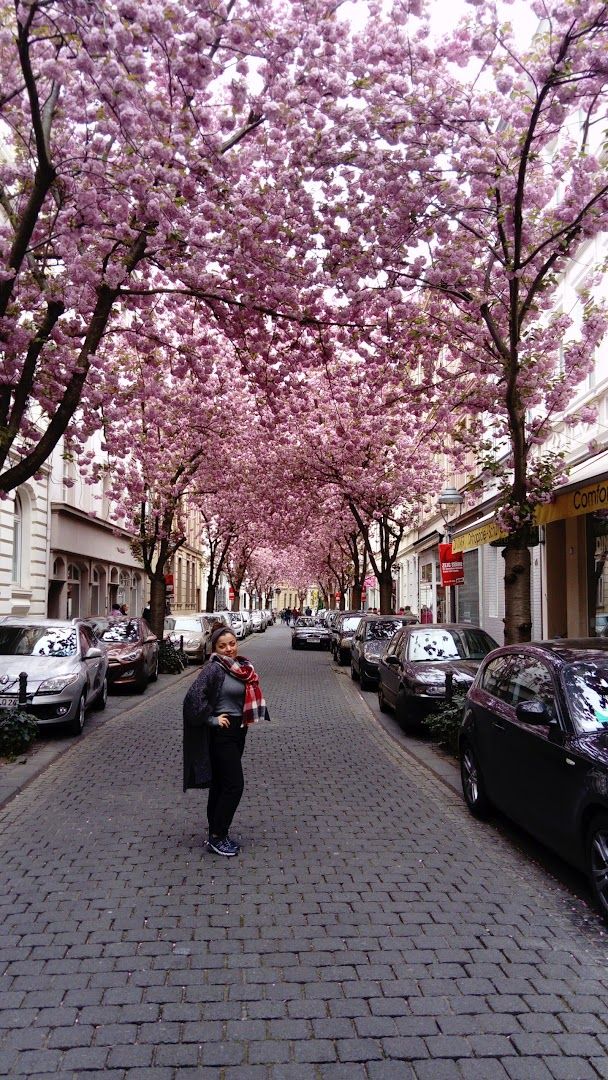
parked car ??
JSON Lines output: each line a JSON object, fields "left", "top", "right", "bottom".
{"left": 333, "top": 613, "right": 365, "bottom": 665}
{"left": 329, "top": 610, "right": 359, "bottom": 657}
{"left": 377, "top": 623, "right": 498, "bottom": 729}
{"left": 291, "top": 616, "right": 331, "bottom": 650}
{"left": 224, "top": 611, "right": 246, "bottom": 639}
{"left": 94, "top": 617, "right": 159, "bottom": 692}
{"left": 167, "top": 615, "right": 212, "bottom": 663}
{"left": 196, "top": 612, "right": 232, "bottom": 633}
{"left": 0, "top": 617, "right": 108, "bottom": 735}
{"left": 250, "top": 610, "right": 264, "bottom": 633}
{"left": 459, "top": 638, "right": 608, "bottom": 922}
{"left": 351, "top": 615, "right": 416, "bottom": 689}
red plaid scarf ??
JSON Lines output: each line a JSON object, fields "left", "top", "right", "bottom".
{"left": 212, "top": 654, "right": 267, "bottom": 725}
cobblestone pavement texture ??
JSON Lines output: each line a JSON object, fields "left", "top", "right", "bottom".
{"left": 2, "top": 625, "right": 608, "bottom": 1079}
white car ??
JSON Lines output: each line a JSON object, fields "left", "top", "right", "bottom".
{"left": 217, "top": 611, "right": 246, "bottom": 640}
{"left": 250, "top": 610, "right": 264, "bottom": 632}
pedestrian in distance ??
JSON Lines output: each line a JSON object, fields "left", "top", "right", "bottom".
{"left": 142, "top": 605, "right": 151, "bottom": 623}
{"left": 110, "top": 601, "right": 121, "bottom": 615}
{"left": 119, "top": 603, "right": 128, "bottom": 615}
{"left": 182, "top": 625, "right": 270, "bottom": 857}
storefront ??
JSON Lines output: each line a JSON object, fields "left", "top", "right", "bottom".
{"left": 451, "top": 454, "right": 608, "bottom": 641}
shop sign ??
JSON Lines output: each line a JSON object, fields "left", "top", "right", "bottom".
{"left": 535, "top": 477, "right": 608, "bottom": 526}
{"left": 335, "top": 591, "right": 341, "bottom": 601}
{"left": 438, "top": 543, "right": 465, "bottom": 587}
{"left": 228, "top": 587, "right": 235, "bottom": 601}
{"left": 164, "top": 572, "right": 174, "bottom": 597}
{"left": 452, "top": 520, "right": 507, "bottom": 553}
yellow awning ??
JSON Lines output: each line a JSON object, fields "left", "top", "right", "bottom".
{"left": 452, "top": 473, "right": 608, "bottom": 553}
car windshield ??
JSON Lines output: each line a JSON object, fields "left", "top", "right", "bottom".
{"left": 0, "top": 625, "right": 77, "bottom": 657}
{"left": 407, "top": 628, "right": 495, "bottom": 662}
{"left": 563, "top": 661, "right": 608, "bottom": 734}
{"left": 365, "top": 620, "right": 401, "bottom": 640}
{"left": 342, "top": 617, "right": 362, "bottom": 632}
{"left": 296, "top": 618, "right": 315, "bottom": 626}
{"left": 172, "top": 618, "right": 202, "bottom": 632}
{"left": 98, "top": 621, "right": 141, "bottom": 643}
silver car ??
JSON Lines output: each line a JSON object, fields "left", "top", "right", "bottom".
{"left": 167, "top": 615, "right": 212, "bottom": 663}
{"left": 0, "top": 618, "right": 108, "bottom": 736}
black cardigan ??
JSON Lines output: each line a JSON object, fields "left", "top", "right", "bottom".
{"left": 182, "top": 661, "right": 226, "bottom": 791}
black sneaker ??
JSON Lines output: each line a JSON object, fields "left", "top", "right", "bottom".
{"left": 208, "top": 836, "right": 239, "bottom": 857}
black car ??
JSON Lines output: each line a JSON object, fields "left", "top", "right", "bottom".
{"left": 351, "top": 615, "right": 418, "bottom": 690}
{"left": 333, "top": 613, "right": 364, "bottom": 665}
{"left": 377, "top": 623, "right": 498, "bottom": 729}
{"left": 291, "top": 617, "right": 330, "bottom": 650}
{"left": 460, "top": 639, "right": 608, "bottom": 922}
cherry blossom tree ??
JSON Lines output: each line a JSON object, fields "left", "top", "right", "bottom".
{"left": 319, "top": 0, "right": 608, "bottom": 640}
{"left": 0, "top": 0, "right": 352, "bottom": 493}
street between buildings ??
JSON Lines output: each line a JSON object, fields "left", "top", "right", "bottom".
{"left": 2, "top": 624, "right": 608, "bottom": 1079}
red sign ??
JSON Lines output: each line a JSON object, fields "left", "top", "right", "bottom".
{"left": 335, "top": 591, "right": 341, "bottom": 601}
{"left": 361, "top": 588, "right": 367, "bottom": 602}
{"left": 164, "top": 573, "right": 174, "bottom": 597}
{"left": 228, "top": 587, "right": 235, "bottom": 601}
{"left": 439, "top": 543, "right": 465, "bottom": 587}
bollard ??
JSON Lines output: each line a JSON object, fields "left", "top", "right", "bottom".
{"left": 18, "top": 671, "right": 28, "bottom": 706}
{"left": 445, "top": 671, "right": 453, "bottom": 703}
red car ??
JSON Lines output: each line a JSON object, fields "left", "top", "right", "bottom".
{"left": 94, "top": 617, "right": 159, "bottom": 693}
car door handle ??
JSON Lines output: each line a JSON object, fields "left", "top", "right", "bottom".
{"left": 492, "top": 721, "right": 505, "bottom": 732}
{"left": 565, "top": 758, "right": 576, "bottom": 767}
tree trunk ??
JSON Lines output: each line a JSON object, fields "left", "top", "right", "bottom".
{"left": 205, "top": 579, "right": 216, "bottom": 612}
{"left": 231, "top": 595, "right": 240, "bottom": 611}
{"left": 351, "top": 583, "right": 362, "bottom": 609}
{"left": 149, "top": 576, "right": 167, "bottom": 641}
{"left": 379, "top": 572, "right": 393, "bottom": 614}
{"left": 503, "top": 538, "right": 532, "bottom": 644}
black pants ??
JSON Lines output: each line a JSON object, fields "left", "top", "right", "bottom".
{"left": 207, "top": 718, "right": 247, "bottom": 838}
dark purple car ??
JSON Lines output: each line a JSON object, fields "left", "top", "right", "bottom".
{"left": 460, "top": 639, "right": 608, "bottom": 923}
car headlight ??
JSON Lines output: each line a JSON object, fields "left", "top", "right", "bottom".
{"left": 118, "top": 650, "right": 141, "bottom": 663}
{"left": 412, "top": 682, "right": 444, "bottom": 696}
{"left": 362, "top": 648, "right": 378, "bottom": 659}
{"left": 37, "top": 673, "right": 81, "bottom": 694}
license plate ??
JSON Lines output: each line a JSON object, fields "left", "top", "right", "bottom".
{"left": 308, "top": 636, "right": 320, "bottom": 642}
{"left": 0, "top": 696, "right": 19, "bottom": 707}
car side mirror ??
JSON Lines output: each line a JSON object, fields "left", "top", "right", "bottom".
{"left": 86, "top": 646, "right": 103, "bottom": 659}
{"left": 146, "top": 634, "right": 158, "bottom": 643}
{"left": 384, "top": 655, "right": 399, "bottom": 666}
{"left": 516, "top": 699, "right": 550, "bottom": 724}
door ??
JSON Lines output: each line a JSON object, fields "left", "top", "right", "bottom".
{"left": 380, "top": 630, "right": 405, "bottom": 707}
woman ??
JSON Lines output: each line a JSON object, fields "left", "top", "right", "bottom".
{"left": 182, "top": 625, "right": 269, "bottom": 856}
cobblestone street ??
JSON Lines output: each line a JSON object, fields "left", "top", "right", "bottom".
{"left": 3, "top": 624, "right": 608, "bottom": 1078}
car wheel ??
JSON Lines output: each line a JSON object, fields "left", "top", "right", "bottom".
{"left": 351, "top": 662, "right": 358, "bottom": 681}
{"left": 136, "top": 665, "right": 147, "bottom": 694}
{"left": 149, "top": 654, "right": 159, "bottom": 682}
{"left": 360, "top": 669, "right": 374, "bottom": 692}
{"left": 291, "top": 641, "right": 299, "bottom": 650}
{"left": 378, "top": 685, "right": 389, "bottom": 713}
{"left": 68, "top": 693, "right": 86, "bottom": 736}
{"left": 586, "top": 814, "right": 608, "bottom": 923}
{"left": 95, "top": 676, "right": 108, "bottom": 711}
{"left": 460, "top": 740, "right": 491, "bottom": 819}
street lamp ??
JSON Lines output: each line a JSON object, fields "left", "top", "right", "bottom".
{"left": 438, "top": 485, "right": 464, "bottom": 623}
